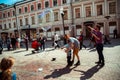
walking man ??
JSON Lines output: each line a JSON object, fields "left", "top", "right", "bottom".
{"left": 24, "top": 35, "right": 29, "bottom": 51}
{"left": 54, "top": 33, "right": 60, "bottom": 49}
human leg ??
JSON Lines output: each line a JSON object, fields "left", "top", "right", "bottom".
{"left": 66, "top": 50, "right": 72, "bottom": 66}
{"left": 96, "top": 44, "right": 104, "bottom": 65}
{"left": 73, "top": 48, "right": 80, "bottom": 66}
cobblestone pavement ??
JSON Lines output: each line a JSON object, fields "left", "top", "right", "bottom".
{"left": 0, "top": 38, "right": 120, "bottom": 80}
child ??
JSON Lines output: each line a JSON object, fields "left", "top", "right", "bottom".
{"left": 61, "top": 43, "right": 72, "bottom": 67}
{"left": 0, "top": 57, "right": 16, "bottom": 80}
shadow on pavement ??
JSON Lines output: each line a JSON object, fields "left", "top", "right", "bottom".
{"left": 74, "top": 65, "right": 103, "bottom": 80}
{"left": 14, "top": 50, "right": 26, "bottom": 53}
{"left": 88, "top": 48, "right": 96, "bottom": 52}
{"left": 45, "top": 48, "right": 55, "bottom": 52}
{"left": 24, "top": 53, "right": 37, "bottom": 56}
{"left": 44, "top": 66, "right": 76, "bottom": 79}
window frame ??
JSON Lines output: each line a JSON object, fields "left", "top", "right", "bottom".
{"left": 45, "top": 0, "right": 49, "bottom": 8}
{"left": 108, "top": 1, "right": 116, "bottom": 14}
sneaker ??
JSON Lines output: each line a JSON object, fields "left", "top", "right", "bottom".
{"left": 74, "top": 61, "right": 80, "bottom": 66}
{"left": 95, "top": 61, "right": 101, "bottom": 64}
{"left": 100, "top": 62, "right": 105, "bottom": 67}
{"left": 32, "top": 51, "right": 35, "bottom": 54}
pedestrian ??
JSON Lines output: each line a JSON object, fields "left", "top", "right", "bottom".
{"left": 0, "top": 38, "right": 3, "bottom": 54}
{"left": 16, "top": 36, "right": 21, "bottom": 49}
{"left": 63, "top": 34, "right": 80, "bottom": 66}
{"left": 113, "top": 28, "right": 117, "bottom": 39}
{"left": 104, "top": 35, "right": 111, "bottom": 44}
{"left": 78, "top": 31, "right": 86, "bottom": 49}
{"left": 39, "top": 34, "right": 46, "bottom": 51}
{"left": 88, "top": 24, "right": 105, "bottom": 67}
{"left": 11, "top": 35, "right": 17, "bottom": 50}
{"left": 0, "top": 57, "right": 17, "bottom": 80}
{"left": 6, "top": 37, "right": 11, "bottom": 51}
{"left": 54, "top": 33, "right": 60, "bottom": 49}
{"left": 24, "top": 35, "right": 29, "bottom": 51}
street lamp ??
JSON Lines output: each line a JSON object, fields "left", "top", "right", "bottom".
{"left": 60, "top": 7, "right": 66, "bottom": 44}
{"left": 104, "top": 16, "right": 111, "bottom": 36}
{"left": 60, "top": 7, "right": 65, "bottom": 35}
{"left": 14, "top": 3, "right": 20, "bottom": 38}
{"left": 28, "top": 24, "right": 30, "bottom": 41}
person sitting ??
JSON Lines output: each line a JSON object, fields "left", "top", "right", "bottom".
{"left": 0, "top": 57, "right": 17, "bottom": 80}
{"left": 31, "top": 39, "right": 40, "bottom": 53}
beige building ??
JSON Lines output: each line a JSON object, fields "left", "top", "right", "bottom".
{"left": 0, "top": 0, "right": 119, "bottom": 40}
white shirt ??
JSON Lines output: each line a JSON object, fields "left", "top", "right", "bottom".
{"left": 54, "top": 34, "right": 59, "bottom": 41}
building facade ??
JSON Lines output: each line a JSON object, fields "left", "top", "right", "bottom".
{"left": 0, "top": 0, "right": 119, "bottom": 41}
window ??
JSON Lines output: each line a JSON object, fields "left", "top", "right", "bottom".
{"left": 46, "top": 13, "right": 50, "bottom": 22}
{"left": 31, "top": 5, "right": 34, "bottom": 11}
{"left": 0, "top": 25, "right": 2, "bottom": 29}
{"left": 31, "top": 16, "right": 35, "bottom": 25}
{"left": 19, "top": 8, "right": 21, "bottom": 14}
{"left": 75, "top": 8, "right": 80, "bottom": 18}
{"left": 38, "top": 3, "right": 41, "bottom": 10}
{"left": 38, "top": 17, "right": 42, "bottom": 23}
{"left": 9, "top": 23, "right": 11, "bottom": 28}
{"left": 25, "top": 18, "right": 28, "bottom": 25}
{"left": 45, "top": 1, "right": 49, "bottom": 8}
{"left": 53, "top": 0, "right": 57, "bottom": 6}
{"left": 13, "top": 22, "right": 16, "bottom": 28}
{"left": 3, "top": 13, "right": 6, "bottom": 18}
{"left": 109, "top": 2, "right": 116, "bottom": 14}
{"left": 64, "top": 10, "right": 68, "bottom": 20}
{"left": 4, "top": 24, "right": 7, "bottom": 29}
{"left": 25, "top": 7, "right": 28, "bottom": 13}
{"left": 20, "top": 19, "right": 23, "bottom": 26}
{"left": 13, "top": 11, "right": 15, "bottom": 16}
{"left": 97, "top": 4, "right": 103, "bottom": 16}
{"left": 54, "top": 12, "right": 58, "bottom": 21}
{"left": 8, "top": 12, "right": 10, "bottom": 17}
{"left": 63, "top": 0, "right": 67, "bottom": 4}
{"left": 86, "top": 6, "right": 91, "bottom": 17}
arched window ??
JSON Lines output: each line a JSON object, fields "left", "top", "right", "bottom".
{"left": 13, "top": 11, "right": 15, "bottom": 16}
{"left": 9, "top": 23, "right": 11, "bottom": 28}
{"left": 19, "top": 8, "right": 21, "bottom": 14}
{"left": 8, "top": 12, "right": 10, "bottom": 17}
{"left": 25, "top": 7, "right": 28, "bottom": 13}
{"left": 45, "top": 1, "right": 49, "bottom": 8}
{"left": 0, "top": 25, "right": 2, "bottom": 29}
{"left": 13, "top": 22, "right": 16, "bottom": 28}
{"left": 38, "top": 3, "right": 41, "bottom": 10}
{"left": 31, "top": 5, "right": 34, "bottom": 11}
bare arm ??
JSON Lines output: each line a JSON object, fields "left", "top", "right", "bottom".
{"left": 92, "top": 33, "right": 100, "bottom": 40}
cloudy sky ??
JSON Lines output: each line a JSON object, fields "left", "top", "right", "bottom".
{"left": 0, "top": 0, "right": 22, "bottom": 5}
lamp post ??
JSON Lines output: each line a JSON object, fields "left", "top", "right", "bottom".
{"left": 28, "top": 24, "right": 30, "bottom": 41}
{"left": 60, "top": 7, "right": 66, "bottom": 44}
{"left": 60, "top": 7, "right": 65, "bottom": 35}
{"left": 70, "top": 0, "right": 74, "bottom": 37}
{"left": 14, "top": 3, "right": 20, "bottom": 38}
{"left": 104, "top": 16, "right": 111, "bottom": 36}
